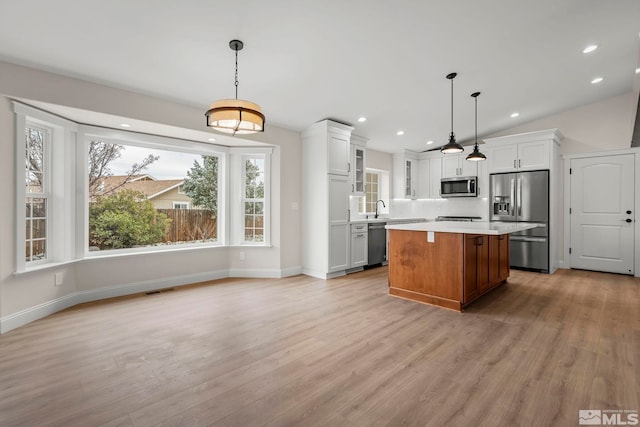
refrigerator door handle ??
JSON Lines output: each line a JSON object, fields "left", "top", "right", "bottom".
{"left": 518, "top": 177, "right": 522, "bottom": 217}
{"left": 510, "top": 177, "right": 516, "bottom": 217}
{"left": 510, "top": 236, "right": 547, "bottom": 243}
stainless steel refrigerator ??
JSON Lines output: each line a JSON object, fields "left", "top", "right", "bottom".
{"left": 490, "top": 170, "right": 549, "bottom": 273}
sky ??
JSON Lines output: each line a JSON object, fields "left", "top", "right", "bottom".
{"left": 108, "top": 145, "right": 203, "bottom": 180}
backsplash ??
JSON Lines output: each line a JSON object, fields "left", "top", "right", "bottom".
{"left": 390, "top": 198, "right": 489, "bottom": 220}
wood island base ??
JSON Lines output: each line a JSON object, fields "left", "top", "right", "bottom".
{"left": 387, "top": 229, "right": 510, "bottom": 311}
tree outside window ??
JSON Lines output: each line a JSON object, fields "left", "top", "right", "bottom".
{"left": 25, "top": 126, "right": 48, "bottom": 263}
{"left": 244, "top": 157, "right": 265, "bottom": 242}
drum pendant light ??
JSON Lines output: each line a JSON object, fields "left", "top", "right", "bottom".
{"left": 205, "top": 40, "right": 265, "bottom": 135}
{"left": 440, "top": 72, "right": 464, "bottom": 154}
{"left": 466, "top": 91, "right": 487, "bottom": 161}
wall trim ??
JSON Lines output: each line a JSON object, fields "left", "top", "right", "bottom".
{"left": 280, "top": 266, "right": 303, "bottom": 277}
{"left": 1, "top": 267, "right": 303, "bottom": 334}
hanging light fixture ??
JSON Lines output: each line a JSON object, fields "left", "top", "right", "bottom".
{"left": 466, "top": 91, "right": 487, "bottom": 162}
{"left": 205, "top": 40, "right": 265, "bottom": 135}
{"left": 440, "top": 72, "right": 464, "bottom": 154}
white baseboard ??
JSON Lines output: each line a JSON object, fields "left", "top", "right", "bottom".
{"left": 228, "top": 268, "right": 283, "bottom": 279}
{"left": 0, "top": 266, "right": 299, "bottom": 334}
{"left": 0, "top": 293, "right": 79, "bottom": 334}
{"left": 280, "top": 266, "right": 303, "bottom": 277}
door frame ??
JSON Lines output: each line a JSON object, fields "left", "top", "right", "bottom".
{"left": 563, "top": 147, "right": 640, "bottom": 277}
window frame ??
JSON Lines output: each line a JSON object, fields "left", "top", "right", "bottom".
{"left": 14, "top": 102, "right": 78, "bottom": 273}
{"left": 172, "top": 201, "right": 190, "bottom": 209}
{"left": 79, "top": 125, "right": 228, "bottom": 257}
{"left": 14, "top": 102, "right": 275, "bottom": 272}
{"left": 241, "top": 154, "right": 267, "bottom": 244}
{"left": 23, "top": 124, "right": 50, "bottom": 266}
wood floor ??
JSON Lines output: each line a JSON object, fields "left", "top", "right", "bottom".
{"left": 0, "top": 268, "right": 638, "bottom": 426}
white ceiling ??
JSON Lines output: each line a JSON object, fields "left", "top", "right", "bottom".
{"left": 0, "top": 0, "right": 638, "bottom": 153}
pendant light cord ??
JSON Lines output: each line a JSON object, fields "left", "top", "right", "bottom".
{"left": 234, "top": 48, "right": 239, "bottom": 100}
{"left": 450, "top": 77, "right": 454, "bottom": 136}
{"left": 475, "top": 95, "right": 478, "bottom": 146}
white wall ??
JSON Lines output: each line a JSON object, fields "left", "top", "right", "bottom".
{"left": 0, "top": 61, "right": 302, "bottom": 332}
{"left": 484, "top": 92, "right": 634, "bottom": 154}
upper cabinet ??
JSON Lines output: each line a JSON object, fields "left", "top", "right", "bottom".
{"left": 350, "top": 134, "right": 368, "bottom": 196}
{"left": 484, "top": 129, "right": 563, "bottom": 174}
{"left": 392, "top": 151, "right": 419, "bottom": 199}
{"left": 326, "top": 129, "right": 351, "bottom": 176}
{"left": 417, "top": 151, "right": 442, "bottom": 199}
{"left": 441, "top": 148, "right": 478, "bottom": 178}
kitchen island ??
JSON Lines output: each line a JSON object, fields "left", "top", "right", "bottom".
{"left": 385, "top": 221, "right": 537, "bottom": 311}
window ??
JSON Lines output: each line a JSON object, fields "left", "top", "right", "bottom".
{"left": 243, "top": 157, "right": 265, "bottom": 243}
{"left": 360, "top": 172, "right": 379, "bottom": 214}
{"left": 87, "top": 139, "right": 220, "bottom": 252}
{"left": 25, "top": 125, "right": 49, "bottom": 263}
{"left": 15, "top": 102, "right": 274, "bottom": 270}
{"left": 358, "top": 169, "right": 389, "bottom": 215}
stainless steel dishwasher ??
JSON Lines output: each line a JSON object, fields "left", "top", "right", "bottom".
{"left": 367, "top": 222, "right": 387, "bottom": 266}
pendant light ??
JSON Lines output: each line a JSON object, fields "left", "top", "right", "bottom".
{"left": 205, "top": 40, "right": 265, "bottom": 135}
{"left": 440, "top": 72, "right": 464, "bottom": 154}
{"left": 466, "top": 91, "right": 487, "bottom": 161}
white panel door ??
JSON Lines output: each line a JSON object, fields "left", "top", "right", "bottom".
{"left": 570, "top": 154, "right": 634, "bottom": 274}
{"left": 328, "top": 175, "right": 349, "bottom": 272}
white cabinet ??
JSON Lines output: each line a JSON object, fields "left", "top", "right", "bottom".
{"left": 328, "top": 174, "right": 349, "bottom": 273}
{"left": 417, "top": 153, "right": 443, "bottom": 199}
{"left": 418, "top": 158, "right": 430, "bottom": 199}
{"left": 441, "top": 149, "right": 478, "bottom": 178}
{"left": 393, "top": 151, "right": 419, "bottom": 199}
{"left": 429, "top": 157, "right": 442, "bottom": 199}
{"left": 327, "top": 132, "right": 350, "bottom": 176}
{"left": 350, "top": 223, "right": 368, "bottom": 269}
{"left": 350, "top": 135, "right": 368, "bottom": 196}
{"left": 485, "top": 138, "right": 551, "bottom": 173}
{"left": 301, "top": 120, "right": 354, "bottom": 279}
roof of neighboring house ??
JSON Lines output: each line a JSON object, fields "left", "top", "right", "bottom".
{"left": 95, "top": 175, "right": 184, "bottom": 199}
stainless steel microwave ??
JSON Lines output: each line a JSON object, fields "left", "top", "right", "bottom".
{"left": 440, "top": 176, "right": 478, "bottom": 198}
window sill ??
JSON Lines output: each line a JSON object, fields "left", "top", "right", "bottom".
{"left": 83, "top": 242, "right": 225, "bottom": 261}
{"left": 15, "top": 259, "right": 80, "bottom": 276}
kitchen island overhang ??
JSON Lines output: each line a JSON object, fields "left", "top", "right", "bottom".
{"left": 385, "top": 221, "right": 539, "bottom": 311}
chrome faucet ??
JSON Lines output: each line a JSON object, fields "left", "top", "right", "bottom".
{"left": 375, "top": 200, "right": 386, "bottom": 219}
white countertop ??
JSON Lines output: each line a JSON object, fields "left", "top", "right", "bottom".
{"left": 350, "top": 217, "right": 431, "bottom": 224}
{"left": 385, "top": 221, "right": 539, "bottom": 235}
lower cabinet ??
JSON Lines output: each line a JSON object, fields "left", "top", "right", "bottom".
{"left": 463, "top": 234, "right": 489, "bottom": 303}
{"left": 489, "top": 234, "right": 510, "bottom": 286}
{"left": 329, "top": 224, "right": 349, "bottom": 272}
{"left": 350, "top": 229, "right": 368, "bottom": 268}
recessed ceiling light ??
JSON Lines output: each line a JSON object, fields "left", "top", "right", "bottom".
{"left": 582, "top": 45, "right": 598, "bottom": 54}
{"left": 208, "top": 137, "right": 216, "bottom": 142}
{"left": 357, "top": 116, "right": 367, "bottom": 123}
{"left": 396, "top": 130, "right": 404, "bottom": 136}
{"left": 591, "top": 77, "right": 604, "bottom": 84}
{"left": 120, "top": 123, "right": 131, "bottom": 128}
{"left": 510, "top": 112, "right": 519, "bottom": 118}
{"left": 635, "top": 67, "right": 640, "bottom": 74}
{"left": 426, "top": 140, "right": 434, "bottom": 145}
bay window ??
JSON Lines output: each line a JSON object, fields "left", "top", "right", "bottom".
{"left": 14, "top": 102, "right": 274, "bottom": 272}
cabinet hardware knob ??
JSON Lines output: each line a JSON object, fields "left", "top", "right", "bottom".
{"left": 627, "top": 210, "right": 632, "bottom": 214}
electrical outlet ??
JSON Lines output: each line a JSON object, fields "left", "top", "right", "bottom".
{"left": 239, "top": 251, "right": 246, "bottom": 261}
{"left": 54, "top": 272, "right": 63, "bottom": 286}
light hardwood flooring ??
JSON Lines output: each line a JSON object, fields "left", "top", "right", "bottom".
{"left": 0, "top": 267, "right": 638, "bottom": 426}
